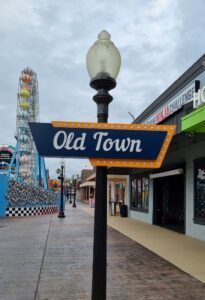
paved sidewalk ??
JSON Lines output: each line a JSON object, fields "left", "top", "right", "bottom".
{"left": 0, "top": 203, "right": 204, "bottom": 300}
{"left": 83, "top": 206, "right": 205, "bottom": 284}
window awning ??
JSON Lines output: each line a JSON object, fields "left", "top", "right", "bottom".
{"left": 80, "top": 181, "right": 95, "bottom": 188}
{"left": 182, "top": 105, "right": 205, "bottom": 133}
{"left": 149, "top": 168, "right": 183, "bottom": 179}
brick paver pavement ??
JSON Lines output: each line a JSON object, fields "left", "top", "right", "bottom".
{"left": 0, "top": 203, "right": 204, "bottom": 300}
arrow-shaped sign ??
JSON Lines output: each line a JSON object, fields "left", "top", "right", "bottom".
{"left": 29, "top": 121, "right": 175, "bottom": 168}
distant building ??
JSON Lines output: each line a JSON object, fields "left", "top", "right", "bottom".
{"left": 48, "top": 178, "right": 60, "bottom": 192}
{"left": 78, "top": 168, "right": 95, "bottom": 203}
{"left": 79, "top": 168, "right": 129, "bottom": 213}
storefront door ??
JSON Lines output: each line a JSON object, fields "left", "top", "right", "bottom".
{"left": 153, "top": 173, "right": 185, "bottom": 233}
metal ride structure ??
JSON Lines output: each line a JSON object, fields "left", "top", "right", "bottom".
{"left": 7, "top": 67, "right": 48, "bottom": 189}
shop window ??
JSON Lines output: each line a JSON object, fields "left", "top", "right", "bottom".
{"left": 194, "top": 158, "right": 205, "bottom": 224}
{"left": 131, "top": 176, "right": 149, "bottom": 212}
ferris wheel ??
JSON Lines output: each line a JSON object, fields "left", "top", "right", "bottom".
{"left": 15, "top": 67, "right": 40, "bottom": 185}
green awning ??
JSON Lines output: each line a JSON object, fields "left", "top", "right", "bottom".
{"left": 181, "top": 105, "right": 205, "bottom": 133}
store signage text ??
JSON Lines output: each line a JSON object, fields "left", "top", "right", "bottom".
{"left": 145, "top": 81, "right": 199, "bottom": 124}
{"left": 193, "top": 85, "right": 205, "bottom": 109}
{"left": 0, "top": 153, "right": 11, "bottom": 160}
{"left": 53, "top": 131, "right": 143, "bottom": 153}
{"left": 29, "top": 121, "right": 175, "bottom": 168}
{"left": 0, "top": 150, "right": 13, "bottom": 163}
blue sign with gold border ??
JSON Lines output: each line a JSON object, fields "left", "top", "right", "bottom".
{"left": 29, "top": 122, "right": 175, "bottom": 168}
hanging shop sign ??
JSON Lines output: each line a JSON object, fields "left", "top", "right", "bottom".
{"left": 29, "top": 121, "right": 175, "bottom": 168}
{"left": 144, "top": 81, "right": 200, "bottom": 124}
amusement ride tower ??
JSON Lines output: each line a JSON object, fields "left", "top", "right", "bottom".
{"left": 13, "top": 67, "right": 47, "bottom": 187}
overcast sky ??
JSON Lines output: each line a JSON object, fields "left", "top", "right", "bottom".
{"left": 1, "top": 0, "right": 205, "bottom": 178}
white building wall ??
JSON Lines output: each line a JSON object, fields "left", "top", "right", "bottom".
{"left": 124, "top": 175, "right": 129, "bottom": 206}
{"left": 107, "top": 175, "right": 129, "bottom": 214}
{"left": 126, "top": 176, "right": 130, "bottom": 216}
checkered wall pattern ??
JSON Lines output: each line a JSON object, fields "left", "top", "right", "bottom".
{"left": 6, "top": 206, "right": 58, "bottom": 217}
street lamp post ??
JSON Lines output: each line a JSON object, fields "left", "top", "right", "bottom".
{"left": 69, "top": 184, "right": 72, "bottom": 203}
{"left": 58, "top": 159, "right": 65, "bottom": 218}
{"left": 72, "top": 175, "right": 77, "bottom": 208}
{"left": 86, "top": 30, "right": 121, "bottom": 300}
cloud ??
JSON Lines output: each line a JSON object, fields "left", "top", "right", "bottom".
{"left": 0, "top": 0, "right": 205, "bottom": 178}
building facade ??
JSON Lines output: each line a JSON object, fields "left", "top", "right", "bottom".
{"left": 79, "top": 171, "right": 129, "bottom": 213}
{"left": 113, "top": 54, "right": 205, "bottom": 241}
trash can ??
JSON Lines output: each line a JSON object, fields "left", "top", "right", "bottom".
{"left": 120, "top": 204, "right": 128, "bottom": 217}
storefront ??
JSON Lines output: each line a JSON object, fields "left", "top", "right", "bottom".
{"left": 79, "top": 173, "right": 95, "bottom": 205}
{"left": 79, "top": 172, "right": 129, "bottom": 212}
{"left": 108, "top": 175, "right": 128, "bottom": 215}
{"left": 128, "top": 54, "right": 205, "bottom": 241}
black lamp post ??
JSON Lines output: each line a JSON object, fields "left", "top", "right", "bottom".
{"left": 72, "top": 175, "right": 77, "bottom": 208}
{"left": 86, "top": 30, "right": 121, "bottom": 300}
{"left": 58, "top": 159, "right": 65, "bottom": 218}
{"left": 69, "top": 183, "right": 72, "bottom": 204}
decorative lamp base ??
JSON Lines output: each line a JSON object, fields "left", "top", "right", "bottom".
{"left": 58, "top": 211, "right": 65, "bottom": 218}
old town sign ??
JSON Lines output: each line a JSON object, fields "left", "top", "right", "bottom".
{"left": 29, "top": 121, "right": 175, "bottom": 168}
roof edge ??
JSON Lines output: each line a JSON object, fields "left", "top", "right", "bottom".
{"left": 134, "top": 53, "right": 205, "bottom": 123}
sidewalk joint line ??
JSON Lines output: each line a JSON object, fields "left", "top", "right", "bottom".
{"left": 34, "top": 215, "right": 53, "bottom": 300}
